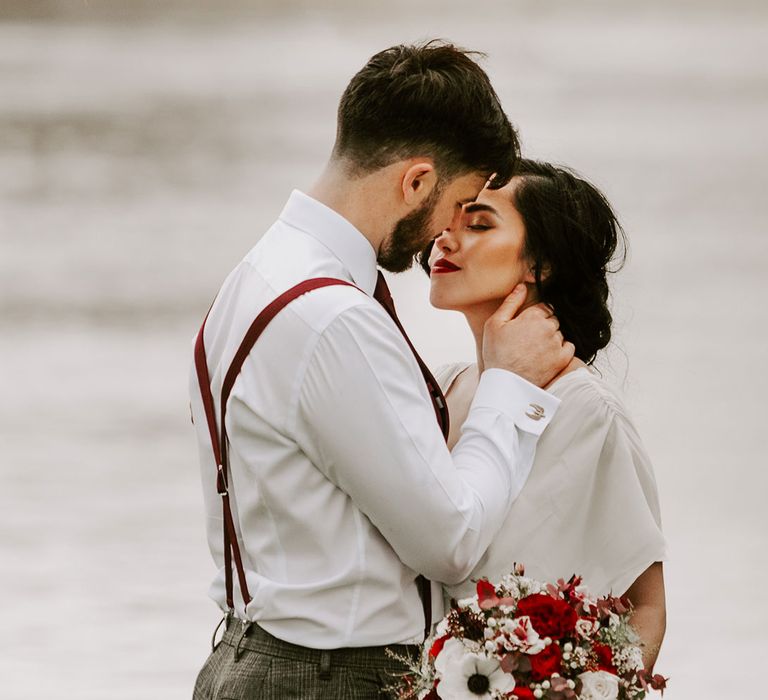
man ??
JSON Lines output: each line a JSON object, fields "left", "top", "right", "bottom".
{"left": 190, "top": 41, "right": 574, "bottom": 698}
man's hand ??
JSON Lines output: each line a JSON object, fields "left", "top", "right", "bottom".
{"left": 482, "top": 284, "right": 574, "bottom": 387}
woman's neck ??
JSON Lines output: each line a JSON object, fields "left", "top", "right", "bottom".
{"left": 464, "top": 305, "right": 496, "bottom": 375}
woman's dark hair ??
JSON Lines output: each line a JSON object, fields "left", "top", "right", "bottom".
{"left": 333, "top": 41, "right": 518, "bottom": 188}
{"left": 419, "top": 158, "right": 626, "bottom": 364}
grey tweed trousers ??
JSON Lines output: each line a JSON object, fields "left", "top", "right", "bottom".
{"left": 193, "top": 615, "right": 421, "bottom": 699}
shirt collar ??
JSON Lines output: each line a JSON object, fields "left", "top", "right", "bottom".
{"left": 278, "top": 190, "right": 378, "bottom": 296}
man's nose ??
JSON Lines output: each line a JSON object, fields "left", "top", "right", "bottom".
{"left": 435, "top": 228, "right": 458, "bottom": 252}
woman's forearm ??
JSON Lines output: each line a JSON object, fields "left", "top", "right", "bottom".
{"left": 629, "top": 602, "right": 666, "bottom": 670}
{"left": 624, "top": 562, "right": 667, "bottom": 671}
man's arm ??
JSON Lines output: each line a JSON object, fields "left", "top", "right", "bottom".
{"left": 294, "top": 301, "right": 561, "bottom": 585}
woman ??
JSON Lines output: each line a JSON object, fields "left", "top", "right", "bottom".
{"left": 422, "top": 159, "right": 667, "bottom": 668}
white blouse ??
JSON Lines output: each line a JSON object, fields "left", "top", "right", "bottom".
{"left": 437, "top": 363, "right": 668, "bottom": 599}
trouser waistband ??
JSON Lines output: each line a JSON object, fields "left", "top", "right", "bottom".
{"left": 219, "top": 614, "right": 421, "bottom": 670}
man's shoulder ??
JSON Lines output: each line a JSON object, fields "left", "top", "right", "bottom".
{"left": 216, "top": 257, "right": 378, "bottom": 341}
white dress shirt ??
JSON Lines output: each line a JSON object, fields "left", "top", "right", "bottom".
{"left": 189, "top": 190, "right": 560, "bottom": 648}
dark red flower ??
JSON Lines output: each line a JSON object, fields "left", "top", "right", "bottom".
{"left": 592, "top": 643, "right": 617, "bottom": 673}
{"left": 511, "top": 687, "right": 536, "bottom": 699}
{"left": 422, "top": 686, "right": 440, "bottom": 700}
{"left": 516, "top": 594, "right": 578, "bottom": 639}
{"left": 529, "top": 642, "right": 563, "bottom": 681}
{"left": 429, "top": 634, "right": 450, "bottom": 659}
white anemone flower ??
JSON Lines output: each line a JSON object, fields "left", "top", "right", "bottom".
{"left": 434, "top": 638, "right": 515, "bottom": 699}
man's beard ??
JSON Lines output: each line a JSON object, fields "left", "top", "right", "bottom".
{"left": 378, "top": 186, "right": 441, "bottom": 273}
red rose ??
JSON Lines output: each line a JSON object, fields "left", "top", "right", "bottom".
{"left": 516, "top": 594, "right": 578, "bottom": 639}
{"left": 529, "top": 642, "right": 563, "bottom": 681}
{"left": 422, "top": 687, "right": 440, "bottom": 700}
{"left": 512, "top": 687, "right": 536, "bottom": 699}
{"left": 592, "top": 643, "right": 617, "bottom": 673}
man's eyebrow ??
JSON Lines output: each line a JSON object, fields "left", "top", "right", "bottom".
{"left": 463, "top": 203, "right": 499, "bottom": 216}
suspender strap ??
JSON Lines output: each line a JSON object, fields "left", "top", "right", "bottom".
{"left": 194, "top": 278, "right": 358, "bottom": 611}
{"left": 194, "top": 276, "right": 446, "bottom": 638}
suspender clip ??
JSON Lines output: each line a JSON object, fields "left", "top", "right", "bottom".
{"left": 216, "top": 464, "right": 228, "bottom": 495}
{"left": 210, "top": 609, "right": 231, "bottom": 651}
{"left": 234, "top": 620, "right": 253, "bottom": 662}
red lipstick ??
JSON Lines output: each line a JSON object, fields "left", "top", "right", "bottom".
{"left": 432, "top": 258, "right": 462, "bottom": 274}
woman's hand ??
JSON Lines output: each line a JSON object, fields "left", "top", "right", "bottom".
{"left": 482, "top": 284, "right": 574, "bottom": 387}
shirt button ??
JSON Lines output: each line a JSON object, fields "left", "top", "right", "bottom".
{"left": 525, "top": 403, "right": 546, "bottom": 421}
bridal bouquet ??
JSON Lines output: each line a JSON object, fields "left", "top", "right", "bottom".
{"left": 395, "top": 566, "right": 667, "bottom": 700}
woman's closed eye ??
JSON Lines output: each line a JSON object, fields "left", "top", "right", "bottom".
{"left": 466, "top": 220, "right": 493, "bottom": 231}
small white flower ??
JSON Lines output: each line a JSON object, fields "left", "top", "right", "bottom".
{"left": 578, "top": 670, "right": 620, "bottom": 700}
{"left": 613, "top": 644, "right": 644, "bottom": 674}
{"left": 457, "top": 597, "right": 482, "bottom": 614}
{"left": 573, "top": 583, "right": 598, "bottom": 610}
{"left": 574, "top": 618, "right": 600, "bottom": 639}
{"left": 501, "top": 616, "right": 546, "bottom": 655}
{"left": 434, "top": 638, "right": 515, "bottom": 700}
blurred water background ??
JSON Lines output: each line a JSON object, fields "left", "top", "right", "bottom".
{"left": 1, "top": 1, "right": 766, "bottom": 698}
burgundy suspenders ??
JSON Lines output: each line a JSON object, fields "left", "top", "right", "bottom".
{"left": 194, "top": 276, "right": 449, "bottom": 640}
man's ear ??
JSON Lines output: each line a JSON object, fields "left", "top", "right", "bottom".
{"left": 401, "top": 160, "right": 437, "bottom": 206}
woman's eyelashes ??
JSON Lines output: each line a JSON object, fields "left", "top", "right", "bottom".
{"left": 466, "top": 221, "right": 492, "bottom": 231}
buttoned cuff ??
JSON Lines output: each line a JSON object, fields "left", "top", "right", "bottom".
{"left": 471, "top": 368, "right": 561, "bottom": 436}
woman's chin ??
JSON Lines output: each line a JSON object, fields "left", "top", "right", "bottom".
{"left": 429, "top": 290, "right": 456, "bottom": 311}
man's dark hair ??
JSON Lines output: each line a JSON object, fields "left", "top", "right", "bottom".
{"left": 333, "top": 40, "right": 519, "bottom": 188}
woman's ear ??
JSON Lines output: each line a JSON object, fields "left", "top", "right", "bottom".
{"left": 524, "top": 260, "right": 551, "bottom": 284}
{"left": 401, "top": 160, "right": 437, "bottom": 206}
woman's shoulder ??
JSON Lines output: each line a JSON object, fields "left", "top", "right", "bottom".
{"left": 433, "top": 361, "right": 474, "bottom": 393}
{"left": 548, "top": 367, "right": 632, "bottom": 422}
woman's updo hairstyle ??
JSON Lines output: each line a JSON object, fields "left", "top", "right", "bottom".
{"left": 512, "top": 159, "right": 626, "bottom": 364}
